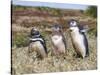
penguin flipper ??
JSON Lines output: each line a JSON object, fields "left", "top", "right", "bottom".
{"left": 83, "top": 34, "right": 89, "bottom": 56}
{"left": 40, "top": 35, "right": 48, "bottom": 54}
{"left": 61, "top": 33, "right": 67, "bottom": 49}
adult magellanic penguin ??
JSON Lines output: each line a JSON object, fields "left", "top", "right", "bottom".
{"left": 28, "top": 28, "right": 47, "bottom": 59}
{"left": 68, "top": 19, "right": 89, "bottom": 58}
{"left": 51, "top": 24, "right": 67, "bottom": 55}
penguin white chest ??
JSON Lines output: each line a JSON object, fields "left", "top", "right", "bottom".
{"left": 32, "top": 41, "right": 43, "bottom": 49}
{"left": 71, "top": 31, "right": 86, "bottom": 57}
{"left": 51, "top": 35, "right": 65, "bottom": 53}
{"left": 30, "top": 41, "right": 46, "bottom": 57}
{"left": 52, "top": 35, "right": 63, "bottom": 46}
{"left": 29, "top": 38, "right": 44, "bottom": 50}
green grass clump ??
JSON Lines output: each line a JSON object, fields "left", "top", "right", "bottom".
{"left": 88, "top": 28, "right": 96, "bottom": 36}
{"left": 13, "top": 33, "right": 29, "bottom": 47}
{"left": 85, "top": 6, "right": 97, "bottom": 18}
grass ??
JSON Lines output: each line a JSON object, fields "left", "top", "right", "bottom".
{"left": 12, "top": 6, "right": 97, "bottom": 75}
{"left": 12, "top": 30, "right": 97, "bottom": 75}
{"left": 12, "top": 32, "right": 29, "bottom": 47}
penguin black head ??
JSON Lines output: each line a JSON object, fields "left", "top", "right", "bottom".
{"left": 30, "top": 27, "right": 40, "bottom": 37}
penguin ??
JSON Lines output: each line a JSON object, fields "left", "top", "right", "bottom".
{"left": 51, "top": 24, "right": 67, "bottom": 55}
{"left": 28, "top": 28, "right": 47, "bottom": 59}
{"left": 68, "top": 19, "right": 89, "bottom": 58}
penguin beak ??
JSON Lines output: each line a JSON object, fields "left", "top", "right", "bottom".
{"left": 68, "top": 28, "right": 73, "bottom": 32}
{"left": 70, "top": 29, "right": 72, "bottom": 32}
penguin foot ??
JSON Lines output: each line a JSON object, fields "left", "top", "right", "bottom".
{"left": 85, "top": 54, "right": 89, "bottom": 57}
{"left": 73, "top": 53, "right": 81, "bottom": 58}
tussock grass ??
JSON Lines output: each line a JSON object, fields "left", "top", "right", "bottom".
{"left": 12, "top": 30, "right": 97, "bottom": 75}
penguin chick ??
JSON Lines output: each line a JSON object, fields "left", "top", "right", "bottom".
{"left": 51, "top": 24, "right": 67, "bottom": 55}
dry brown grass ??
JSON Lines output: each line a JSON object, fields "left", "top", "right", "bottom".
{"left": 12, "top": 7, "right": 97, "bottom": 75}
{"left": 12, "top": 30, "right": 97, "bottom": 75}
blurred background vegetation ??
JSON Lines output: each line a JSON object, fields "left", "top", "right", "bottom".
{"left": 12, "top": 5, "right": 97, "bottom": 18}
{"left": 85, "top": 6, "right": 97, "bottom": 18}
{"left": 12, "top": 5, "right": 97, "bottom": 48}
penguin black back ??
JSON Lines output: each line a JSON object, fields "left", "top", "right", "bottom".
{"left": 78, "top": 25, "right": 89, "bottom": 56}
{"left": 83, "top": 33, "right": 89, "bottom": 56}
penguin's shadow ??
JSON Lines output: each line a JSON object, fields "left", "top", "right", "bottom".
{"left": 73, "top": 53, "right": 82, "bottom": 58}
